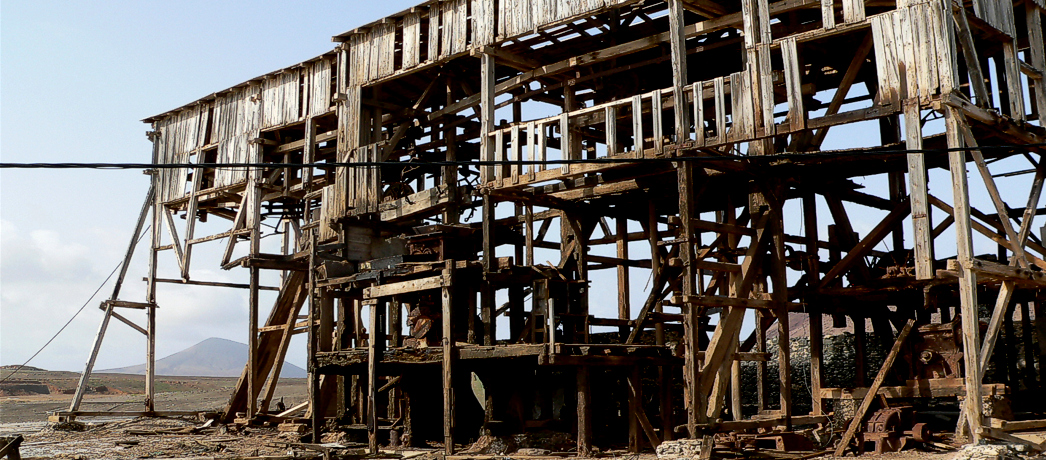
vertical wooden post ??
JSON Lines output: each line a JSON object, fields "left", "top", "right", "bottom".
{"left": 617, "top": 212, "right": 631, "bottom": 322}
{"left": 770, "top": 207, "right": 791, "bottom": 429}
{"left": 480, "top": 53, "right": 495, "bottom": 182}
{"left": 904, "top": 101, "right": 934, "bottom": 279}
{"left": 482, "top": 194, "right": 497, "bottom": 346}
{"left": 946, "top": 107, "right": 982, "bottom": 442}
{"left": 577, "top": 366, "right": 592, "bottom": 456}
{"left": 803, "top": 193, "right": 824, "bottom": 415}
{"left": 145, "top": 183, "right": 161, "bottom": 413}
{"left": 309, "top": 232, "right": 323, "bottom": 443}
{"left": 445, "top": 81, "right": 460, "bottom": 224}
{"left": 70, "top": 186, "right": 155, "bottom": 413}
{"left": 649, "top": 200, "right": 673, "bottom": 440}
{"left": 628, "top": 367, "right": 641, "bottom": 452}
{"left": 668, "top": 0, "right": 690, "bottom": 141}
{"left": 677, "top": 161, "right": 699, "bottom": 437}
{"left": 442, "top": 260, "right": 455, "bottom": 455}
{"left": 368, "top": 299, "right": 386, "bottom": 453}
{"left": 755, "top": 310, "right": 768, "bottom": 412}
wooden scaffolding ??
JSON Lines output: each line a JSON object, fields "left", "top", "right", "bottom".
{"left": 69, "top": 0, "right": 1046, "bottom": 454}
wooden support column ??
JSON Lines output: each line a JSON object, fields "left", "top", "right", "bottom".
{"left": 677, "top": 161, "right": 699, "bottom": 437}
{"left": 803, "top": 193, "right": 824, "bottom": 415}
{"left": 577, "top": 365, "right": 592, "bottom": 456}
{"left": 482, "top": 194, "right": 497, "bottom": 346}
{"left": 308, "top": 232, "right": 322, "bottom": 443}
{"left": 368, "top": 299, "right": 386, "bottom": 453}
{"left": 648, "top": 200, "right": 673, "bottom": 441}
{"left": 770, "top": 202, "right": 791, "bottom": 428}
{"left": 1028, "top": 3, "right": 1046, "bottom": 126}
{"left": 445, "top": 80, "right": 460, "bottom": 224}
{"left": 755, "top": 309, "right": 768, "bottom": 412}
{"left": 442, "top": 260, "right": 455, "bottom": 455}
{"left": 70, "top": 185, "right": 155, "bottom": 413}
{"left": 480, "top": 53, "right": 495, "bottom": 182}
{"left": 145, "top": 186, "right": 162, "bottom": 413}
{"left": 617, "top": 212, "right": 631, "bottom": 322}
{"left": 905, "top": 100, "right": 934, "bottom": 279}
{"left": 668, "top": 0, "right": 690, "bottom": 141}
{"left": 946, "top": 106, "right": 982, "bottom": 442}
{"left": 247, "top": 174, "right": 262, "bottom": 419}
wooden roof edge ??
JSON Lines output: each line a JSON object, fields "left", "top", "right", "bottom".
{"left": 332, "top": 0, "right": 441, "bottom": 42}
{"left": 142, "top": 49, "right": 339, "bottom": 124}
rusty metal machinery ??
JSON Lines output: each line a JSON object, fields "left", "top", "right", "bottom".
{"left": 904, "top": 320, "right": 965, "bottom": 380}
{"left": 858, "top": 406, "right": 932, "bottom": 454}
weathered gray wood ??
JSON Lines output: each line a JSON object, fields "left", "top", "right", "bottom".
{"left": 442, "top": 260, "right": 455, "bottom": 455}
{"left": 946, "top": 106, "right": 983, "bottom": 442}
{"left": 668, "top": 0, "right": 691, "bottom": 141}
{"left": 821, "top": 0, "right": 835, "bottom": 29}
{"left": 905, "top": 101, "right": 934, "bottom": 280}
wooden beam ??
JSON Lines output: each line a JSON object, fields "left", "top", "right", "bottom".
{"left": 363, "top": 274, "right": 449, "bottom": 299}
{"left": 442, "top": 261, "right": 455, "bottom": 455}
{"left": 834, "top": 319, "right": 915, "bottom": 456}
{"left": 946, "top": 106, "right": 983, "bottom": 442}
{"left": 819, "top": 197, "right": 911, "bottom": 288}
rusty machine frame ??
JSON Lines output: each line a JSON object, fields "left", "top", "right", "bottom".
{"left": 64, "top": 0, "right": 1046, "bottom": 455}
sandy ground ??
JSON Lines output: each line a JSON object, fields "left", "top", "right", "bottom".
{"left": 0, "top": 370, "right": 308, "bottom": 424}
{"left": 2, "top": 371, "right": 1043, "bottom": 459}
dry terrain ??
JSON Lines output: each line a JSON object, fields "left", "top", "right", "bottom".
{"left": 0, "top": 368, "right": 307, "bottom": 424}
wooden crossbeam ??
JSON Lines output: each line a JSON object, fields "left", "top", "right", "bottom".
{"left": 819, "top": 197, "right": 911, "bottom": 288}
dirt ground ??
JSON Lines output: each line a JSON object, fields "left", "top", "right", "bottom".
{"left": 2, "top": 371, "right": 1043, "bottom": 459}
{"left": 0, "top": 370, "right": 308, "bottom": 424}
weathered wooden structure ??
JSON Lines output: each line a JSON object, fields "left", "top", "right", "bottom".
{"left": 66, "top": 0, "right": 1046, "bottom": 454}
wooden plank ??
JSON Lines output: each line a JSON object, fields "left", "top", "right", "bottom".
{"left": 946, "top": 106, "right": 983, "bottom": 442}
{"left": 821, "top": 0, "right": 835, "bottom": 29}
{"left": 905, "top": 101, "right": 934, "bottom": 280}
{"left": 632, "top": 94, "right": 644, "bottom": 155}
{"left": 628, "top": 370, "right": 662, "bottom": 449}
{"left": 952, "top": 4, "right": 992, "bottom": 107}
{"left": 367, "top": 299, "right": 385, "bottom": 453}
{"left": 955, "top": 115, "right": 1029, "bottom": 268}
{"left": 714, "top": 77, "right": 727, "bottom": 142}
{"left": 442, "top": 261, "right": 455, "bottom": 454}
{"left": 834, "top": 319, "right": 916, "bottom": 456}
{"left": 842, "top": 0, "right": 864, "bottom": 24}
{"left": 1002, "top": 41, "right": 1025, "bottom": 121}
{"left": 652, "top": 91, "right": 664, "bottom": 152}
{"left": 668, "top": 0, "right": 691, "bottom": 141}
{"left": 979, "top": 427, "right": 1046, "bottom": 453}
{"left": 1028, "top": 4, "right": 1046, "bottom": 126}
{"left": 480, "top": 53, "right": 495, "bottom": 182}
{"left": 693, "top": 83, "right": 706, "bottom": 145}
{"left": 606, "top": 107, "right": 618, "bottom": 156}
{"left": 782, "top": 38, "right": 804, "bottom": 130}
{"left": 363, "top": 274, "right": 449, "bottom": 299}
{"left": 819, "top": 197, "right": 911, "bottom": 288}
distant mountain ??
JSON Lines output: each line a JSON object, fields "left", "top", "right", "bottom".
{"left": 100, "top": 337, "right": 306, "bottom": 378}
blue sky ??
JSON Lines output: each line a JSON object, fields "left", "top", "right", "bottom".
{"left": 1, "top": 1, "right": 420, "bottom": 371}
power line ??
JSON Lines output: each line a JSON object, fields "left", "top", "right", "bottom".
{"left": 0, "top": 226, "right": 151, "bottom": 385}
{"left": 0, "top": 143, "right": 1042, "bottom": 170}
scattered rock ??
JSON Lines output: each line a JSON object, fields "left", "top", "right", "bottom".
{"left": 50, "top": 421, "right": 86, "bottom": 432}
{"left": 655, "top": 439, "right": 705, "bottom": 460}
{"left": 950, "top": 443, "right": 1027, "bottom": 460}
{"left": 515, "top": 448, "right": 551, "bottom": 455}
